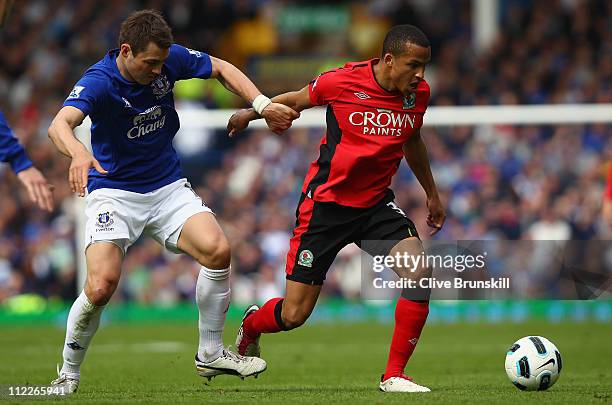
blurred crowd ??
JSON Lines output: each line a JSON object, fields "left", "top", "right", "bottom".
{"left": 0, "top": 0, "right": 610, "bottom": 305}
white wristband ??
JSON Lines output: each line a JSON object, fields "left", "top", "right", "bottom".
{"left": 252, "top": 94, "right": 272, "bottom": 115}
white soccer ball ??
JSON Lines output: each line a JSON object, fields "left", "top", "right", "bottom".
{"left": 505, "top": 336, "right": 562, "bottom": 391}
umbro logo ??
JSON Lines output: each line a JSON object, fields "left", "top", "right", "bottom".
{"left": 354, "top": 91, "right": 371, "bottom": 100}
{"left": 409, "top": 338, "right": 418, "bottom": 345}
{"left": 67, "top": 341, "right": 84, "bottom": 350}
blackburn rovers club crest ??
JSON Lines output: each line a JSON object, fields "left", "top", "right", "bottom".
{"left": 297, "top": 249, "right": 314, "bottom": 267}
{"left": 402, "top": 93, "right": 416, "bottom": 109}
{"left": 95, "top": 211, "right": 114, "bottom": 229}
{"left": 151, "top": 74, "right": 171, "bottom": 99}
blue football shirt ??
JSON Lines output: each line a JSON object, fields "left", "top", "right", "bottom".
{"left": 63, "top": 44, "right": 212, "bottom": 193}
{"left": 0, "top": 110, "right": 33, "bottom": 173}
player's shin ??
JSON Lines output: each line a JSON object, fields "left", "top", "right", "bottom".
{"left": 196, "top": 266, "right": 230, "bottom": 362}
{"left": 383, "top": 293, "right": 429, "bottom": 380}
{"left": 60, "top": 291, "right": 104, "bottom": 379}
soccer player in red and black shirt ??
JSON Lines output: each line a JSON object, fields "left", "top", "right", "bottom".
{"left": 228, "top": 25, "right": 445, "bottom": 392}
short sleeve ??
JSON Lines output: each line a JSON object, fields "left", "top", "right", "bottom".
{"left": 63, "top": 72, "right": 108, "bottom": 117}
{"left": 172, "top": 44, "right": 212, "bottom": 80}
{"left": 308, "top": 69, "right": 344, "bottom": 106}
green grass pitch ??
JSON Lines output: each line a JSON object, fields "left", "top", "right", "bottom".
{"left": 1, "top": 319, "right": 610, "bottom": 404}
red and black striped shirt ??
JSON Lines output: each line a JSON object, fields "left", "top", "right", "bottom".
{"left": 304, "top": 59, "right": 430, "bottom": 208}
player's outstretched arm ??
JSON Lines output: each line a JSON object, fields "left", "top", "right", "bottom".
{"left": 48, "top": 106, "right": 107, "bottom": 197}
{"left": 209, "top": 56, "right": 300, "bottom": 134}
{"left": 403, "top": 131, "right": 446, "bottom": 235}
{"left": 227, "top": 85, "right": 312, "bottom": 137}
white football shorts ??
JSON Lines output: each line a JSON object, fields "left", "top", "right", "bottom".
{"left": 84, "top": 178, "right": 212, "bottom": 254}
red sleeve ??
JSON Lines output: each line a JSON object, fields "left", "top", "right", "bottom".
{"left": 308, "top": 69, "right": 344, "bottom": 106}
{"left": 606, "top": 162, "right": 612, "bottom": 200}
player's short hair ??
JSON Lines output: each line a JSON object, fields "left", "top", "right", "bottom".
{"left": 118, "top": 9, "right": 173, "bottom": 55}
{"left": 382, "top": 25, "right": 430, "bottom": 57}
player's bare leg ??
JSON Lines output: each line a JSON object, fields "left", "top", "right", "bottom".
{"left": 380, "top": 236, "right": 431, "bottom": 393}
{"left": 177, "top": 212, "right": 266, "bottom": 380}
{"left": 52, "top": 242, "right": 123, "bottom": 394}
{"left": 281, "top": 280, "right": 322, "bottom": 328}
{"left": 236, "top": 280, "right": 322, "bottom": 356}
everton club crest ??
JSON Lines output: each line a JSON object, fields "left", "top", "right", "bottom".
{"left": 151, "top": 74, "right": 171, "bottom": 99}
{"left": 95, "top": 211, "right": 115, "bottom": 230}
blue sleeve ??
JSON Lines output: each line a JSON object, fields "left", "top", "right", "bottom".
{"left": 63, "top": 72, "right": 108, "bottom": 116}
{"left": 0, "top": 111, "right": 33, "bottom": 173}
{"left": 171, "top": 44, "right": 212, "bottom": 80}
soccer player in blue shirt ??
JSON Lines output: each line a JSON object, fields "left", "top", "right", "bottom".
{"left": 47, "top": 10, "right": 298, "bottom": 394}
{"left": 0, "top": 111, "right": 54, "bottom": 211}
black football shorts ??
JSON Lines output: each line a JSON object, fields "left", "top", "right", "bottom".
{"left": 285, "top": 189, "right": 419, "bottom": 285}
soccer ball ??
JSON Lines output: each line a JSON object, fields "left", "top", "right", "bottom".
{"left": 505, "top": 336, "right": 562, "bottom": 391}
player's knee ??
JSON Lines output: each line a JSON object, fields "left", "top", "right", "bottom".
{"left": 85, "top": 274, "right": 119, "bottom": 305}
{"left": 197, "top": 237, "right": 231, "bottom": 269}
{"left": 213, "top": 240, "right": 231, "bottom": 268}
{"left": 86, "top": 283, "right": 116, "bottom": 305}
{"left": 281, "top": 307, "right": 310, "bottom": 330}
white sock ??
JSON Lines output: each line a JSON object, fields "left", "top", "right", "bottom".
{"left": 196, "top": 266, "right": 231, "bottom": 362}
{"left": 60, "top": 291, "right": 104, "bottom": 379}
